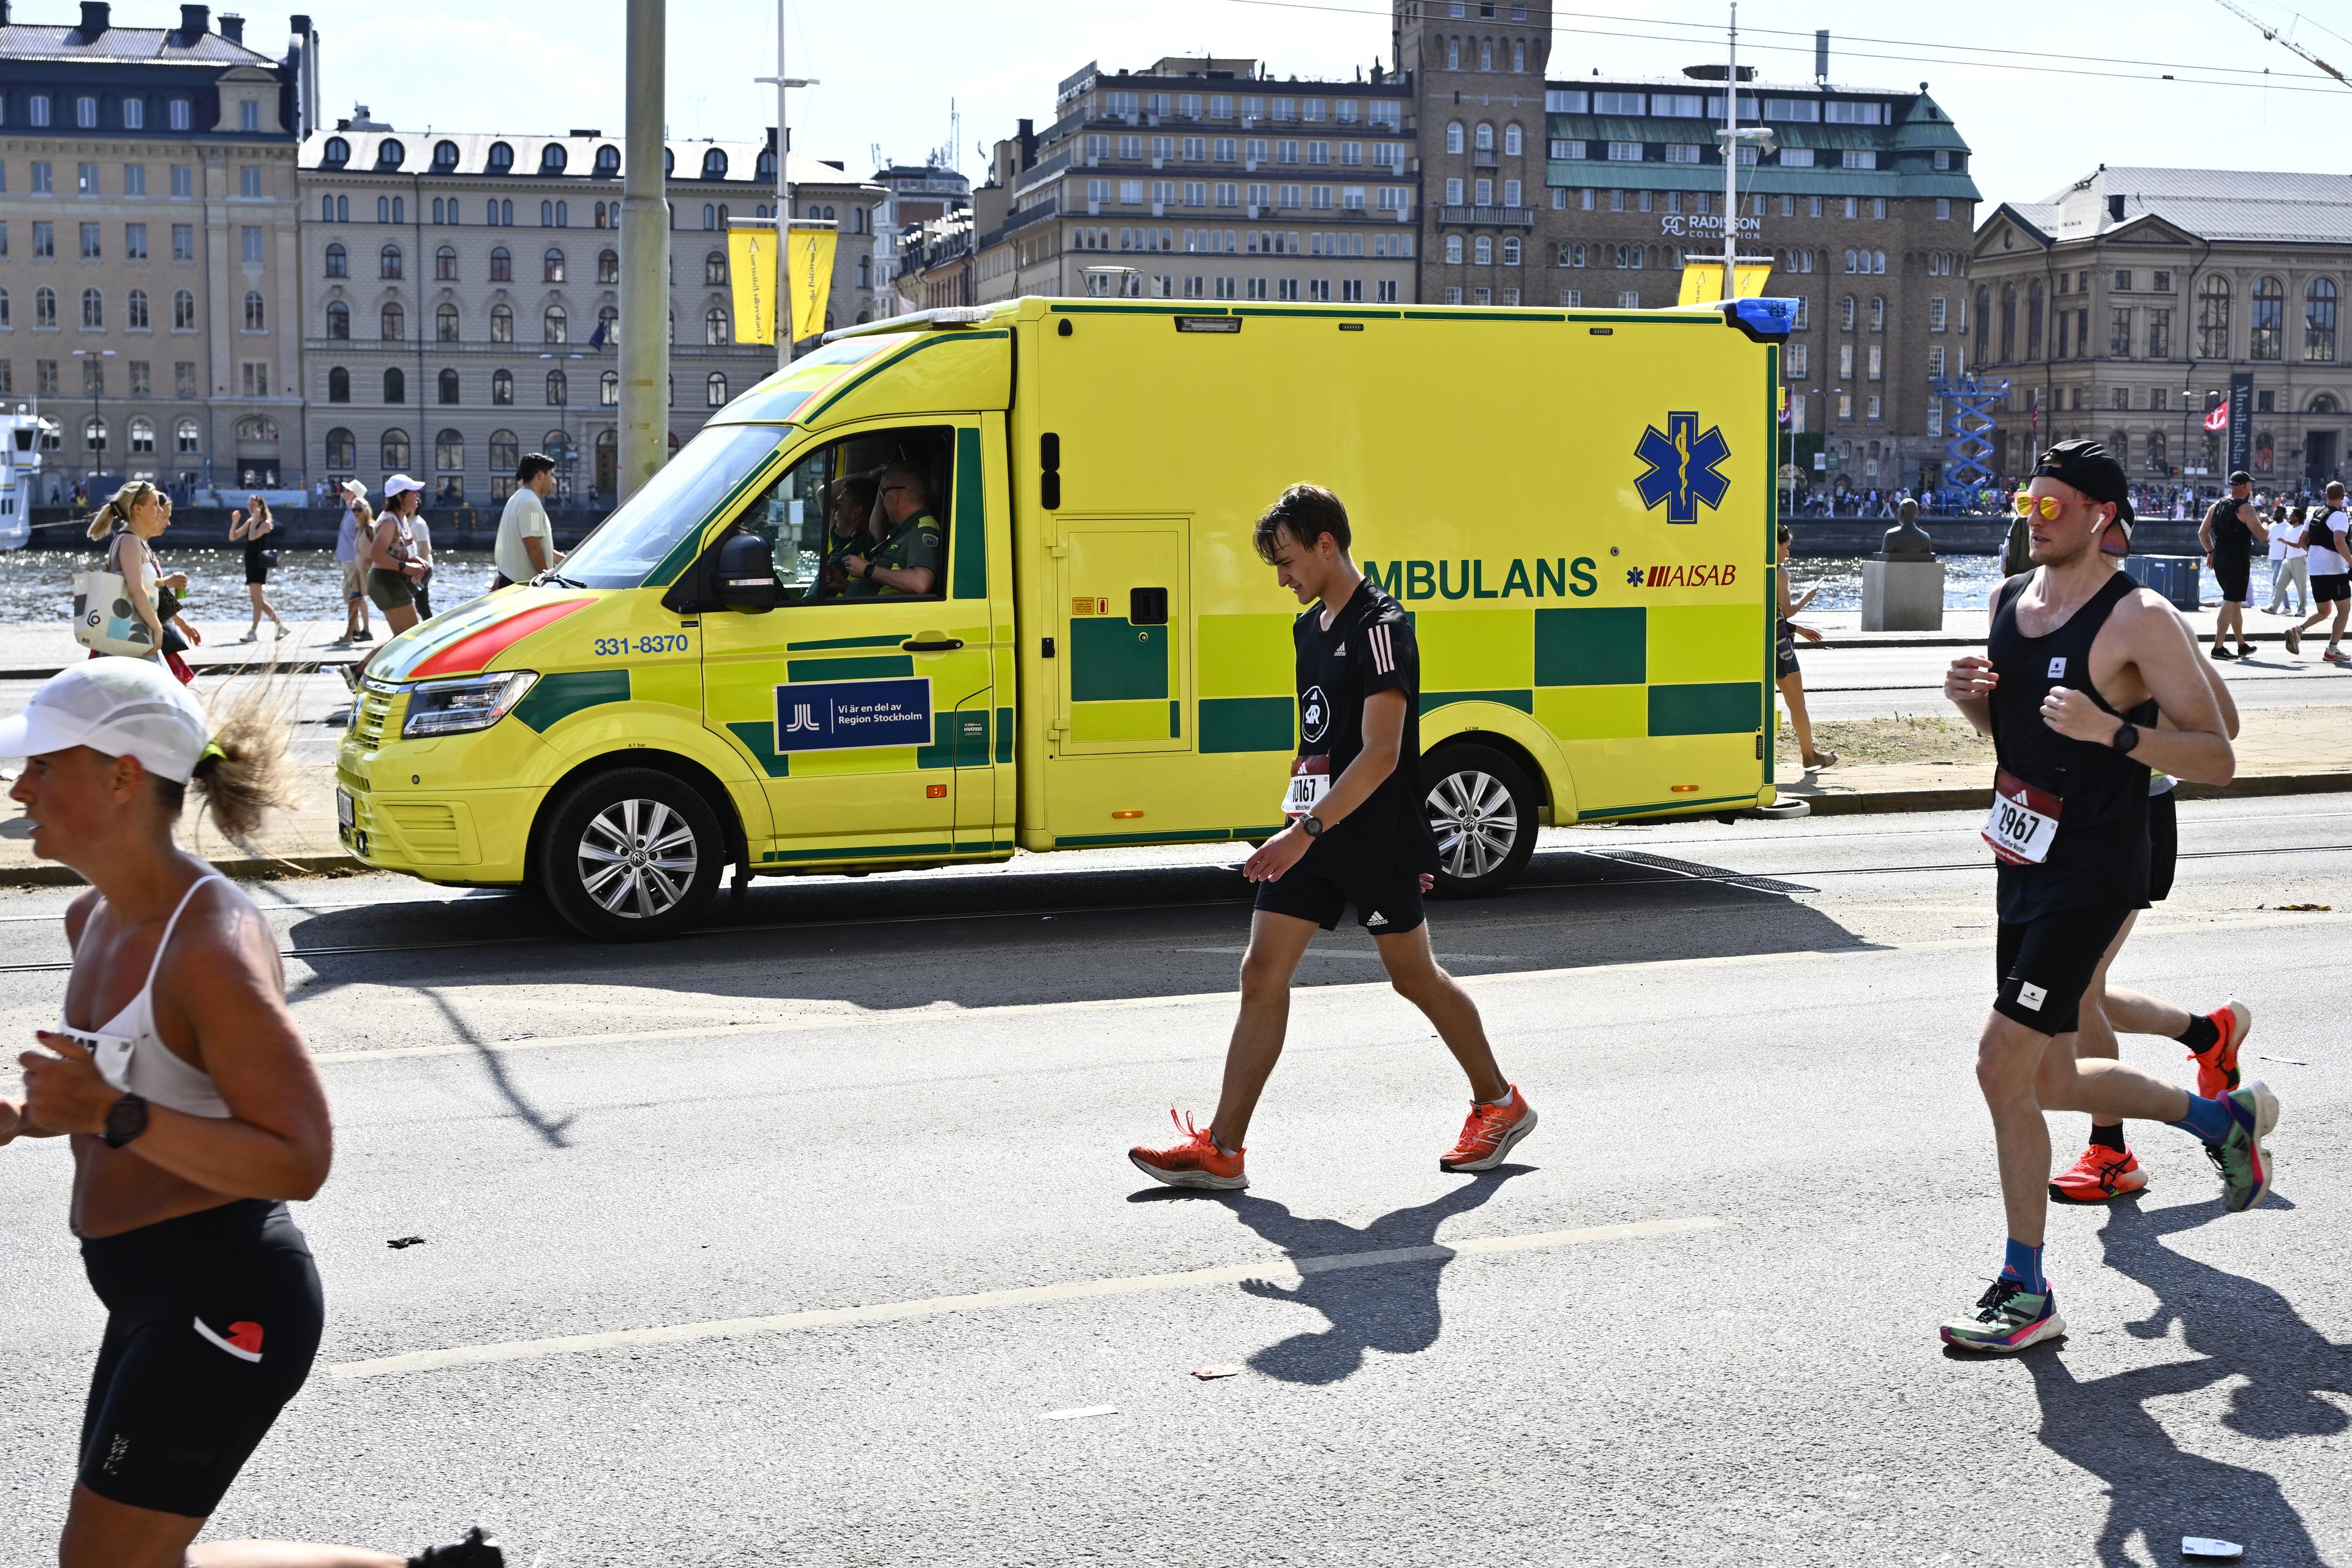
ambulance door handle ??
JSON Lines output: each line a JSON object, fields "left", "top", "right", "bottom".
{"left": 902, "top": 638, "right": 964, "bottom": 652}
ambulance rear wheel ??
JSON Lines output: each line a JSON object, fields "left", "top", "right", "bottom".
{"left": 1423, "top": 742, "right": 1538, "bottom": 899}
{"left": 541, "top": 767, "right": 723, "bottom": 941}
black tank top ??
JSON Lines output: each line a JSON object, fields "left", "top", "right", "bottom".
{"left": 1986, "top": 570, "right": 2157, "bottom": 922}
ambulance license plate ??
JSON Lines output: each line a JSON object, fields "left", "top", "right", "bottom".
{"left": 336, "top": 788, "right": 355, "bottom": 831}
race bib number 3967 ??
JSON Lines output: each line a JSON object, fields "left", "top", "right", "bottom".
{"left": 1982, "top": 769, "right": 2063, "bottom": 865}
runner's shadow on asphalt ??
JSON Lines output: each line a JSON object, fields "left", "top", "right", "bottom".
{"left": 2020, "top": 1196, "right": 2344, "bottom": 1567}
{"left": 1128, "top": 1169, "right": 1529, "bottom": 1386}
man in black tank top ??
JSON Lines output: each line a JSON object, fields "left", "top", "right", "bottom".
{"left": 2196, "top": 470, "right": 2266, "bottom": 660}
{"left": 1937, "top": 439, "right": 2277, "bottom": 1353}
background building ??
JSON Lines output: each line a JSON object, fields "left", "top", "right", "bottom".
{"left": 1973, "top": 167, "right": 2352, "bottom": 493}
{"left": 296, "top": 123, "right": 882, "bottom": 503}
{"left": 1392, "top": 2, "right": 1980, "bottom": 493}
{"left": 929, "top": 56, "right": 1420, "bottom": 308}
{"left": 0, "top": 2, "right": 316, "bottom": 497}
{"left": 869, "top": 159, "right": 968, "bottom": 320}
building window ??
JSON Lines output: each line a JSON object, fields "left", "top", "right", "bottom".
{"left": 382, "top": 303, "right": 405, "bottom": 340}
{"left": 706, "top": 372, "right": 729, "bottom": 407}
{"left": 2250, "top": 276, "right": 2285, "bottom": 360}
{"left": 491, "top": 305, "right": 513, "bottom": 344}
{"left": 126, "top": 288, "right": 149, "bottom": 329}
{"left": 81, "top": 288, "right": 102, "bottom": 330}
{"left": 1474, "top": 236, "right": 1493, "bottom": 266}
{"left": 545, "top": 369, "right": 567, "bottom": 405}
{"left": 1446, "top": 235, "right": 1464, "bottom": 264}
{"left": 2309, "top": 277, "right": 2339, "bottom": 362}
{"left": 173, "top": 289, "right": 196, "bottom": 331}
{"left": 240, "top": 100, "right": 260, "bottom": 132}
{"left": 383, "top": 367, "right": 405, "bottom": 403}
{"left": 2195, "top": 276, "right": 2230, "bottom": 359}
{"left": 381, "top": 429, "right": 410, "bottom": 470}
{"left": 435, "top": 428, "right": 464, "bottom": 475}
{"left": 600, "top": 369, "right": 619, "bottom": 405}
{"left": 243, "top": 290, "right": 265, "bottom": 331}
{"left": 325, "top": 243, "right": 347, "bottom": 278}
{"left": 436, "top": 246, "right": 458, "bottom": 281}
{"left": 492, "top": 368, "right": 513, "bottom": 405}
{"left": 544, "top": 305, "right": 567, "bottom": 343}
{"left": 436, "top": 303, "right": 459, "bottom": 341}
{"left": 2148, "top": 308, "right": 2171, "bottom": 360}
{"left": 1606, "top": 141, "right": 1642, "bottom": 162}
{"left": 1929, "top": 297, "right": 1947, "bottom": 332}
{"left": 380, "top": 244, "right": 402, "bottom": 279}
{"left": 544, "top": 249, "right": 566, "bottom": 283}
{"left": 325, "top": 300, "right": 350, "bottom": 340}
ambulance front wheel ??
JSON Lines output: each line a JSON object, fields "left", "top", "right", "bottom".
{"left": 540, "top": 767, "right": 724, "bottom": 941}
{"left": 1423, "top": 742, "right": 1539, "bottom": 899}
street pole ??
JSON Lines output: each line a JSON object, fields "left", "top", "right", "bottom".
{"left": 618, "top": 0, "right": 671, "bottom": 501}
{"left": 776, "top": 0, "right": 791, "bottom": 369}
{"left": 1722, "top": 2, "right": 1738, "bottom": 287}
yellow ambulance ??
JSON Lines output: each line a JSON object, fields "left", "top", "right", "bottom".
{"left": 337, "top": 294, "right": 1795, "bottom": 938}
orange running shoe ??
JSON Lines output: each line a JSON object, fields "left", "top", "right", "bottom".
{"left": 1439, "top": 1087, "right": 1538, "bottom": 1172}
{"left": 2049, "top": 1144, "right": 2149, "bottom": 1204}
{"left": 2189, "top": 1000, "right": 2251, "bottom": 1100}
{"left": 1129, "top": 1109, "right": 1248, "bottom": 1190}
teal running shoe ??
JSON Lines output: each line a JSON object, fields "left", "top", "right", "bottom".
{"left": 1941, "top": 1277, "right": 2065, "bottom": 1354}
{"left": 2206, "top": 1080, "right": 2281, "bottom": 1213}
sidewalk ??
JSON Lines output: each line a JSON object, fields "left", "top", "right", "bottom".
{"left": 1779, "top": 703, "right": 2352, "bottom": 816}
{"left": 0, "top": 617, "right": 368, "bottom": 679}
{"left": 0, "top": 760, "right": 350, "bottom": 886}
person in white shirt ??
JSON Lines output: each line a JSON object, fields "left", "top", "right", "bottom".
{"left": 491, "top": 454, "right": 560, "bottom": 589}
{"left": 2267, "top": 503, "right": 2310, "bottom": 617}
{"left": 2291, "top": 483, "right": 2352, "bottom": 659}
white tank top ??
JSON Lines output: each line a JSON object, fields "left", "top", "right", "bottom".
{"left": 58, "top": 874, "right": 232, "bottom": 1118}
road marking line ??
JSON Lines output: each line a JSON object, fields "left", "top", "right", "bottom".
{"left": 327, "top": 1215, "right": 1720, "bottom": 1380}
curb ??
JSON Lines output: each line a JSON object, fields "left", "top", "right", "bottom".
{"left": 1785, "top": 769, "right": 2352, "bottom": 816}
{"left": 1812, "top": 627, "right": 2312, "bottom": 652}
{"left": 0, "top": 851, "right": 362, "bottom": 889}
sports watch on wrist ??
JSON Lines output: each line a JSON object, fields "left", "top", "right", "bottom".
{"left": 102, "top": 1091, "right": 149, "bottom": 1149}
{"left": 1300, "top": 813, "right": 1325, "bottom": 837}
{"left": 861, "top": 560, "right": 878, "bottom": 582}
{"left": 2110, "top": 722, "right": 2141, "bottom": 755}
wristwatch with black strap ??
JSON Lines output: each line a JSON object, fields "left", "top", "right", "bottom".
{"left": 2110, "top": 721, "right": 2141, "bottom": 756}
{"left": 1301, "top": 813, "right": 1325, "bottom": 837}
{"left": 102, "top": 1091, "right": 149, "bottom": 1149}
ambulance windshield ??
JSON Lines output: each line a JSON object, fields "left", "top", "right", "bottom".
{"left": 559, "top": 424, "right": 791, "bottom": 589}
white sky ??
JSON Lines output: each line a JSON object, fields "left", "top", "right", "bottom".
{"left": 284, "top": 0, "right": 2352, "bottom": 208}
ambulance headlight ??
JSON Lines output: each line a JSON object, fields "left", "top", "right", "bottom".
{"left": 402, "top": 671, "right": 540, "bottom": 738}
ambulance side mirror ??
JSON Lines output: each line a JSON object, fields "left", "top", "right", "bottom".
{"left": 713, "top": 531, "right": 779, "bottom": 614}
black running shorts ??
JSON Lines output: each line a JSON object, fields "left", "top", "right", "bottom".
{"left": 2148, "top": 788, "right": 2178, "bottom": 903}
{"left": 2313, "top": 571, "right": 2351, "bottom": 605}
{"left": 1254, "top": 853, "right": 1427, "bottom": 935}
{"left": 1993, "top": 905, "right": 2135, "bottom": 1036}
{"left": 78, "top": 1200, "right": 323, "bottom": 1518}
{"left": 2212, "top": 556, "right": 2252, "bottom": 603}
{"left": 1775, "top": 621, "right": 1800, "bottom": 680}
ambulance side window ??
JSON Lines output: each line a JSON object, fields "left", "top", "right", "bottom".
{"left": 743, "top": 426, "right": 954, "bottom": 606}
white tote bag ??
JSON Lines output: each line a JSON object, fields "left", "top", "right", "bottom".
{"left": 72, "top": 564, "right": 159, "bottom": 657}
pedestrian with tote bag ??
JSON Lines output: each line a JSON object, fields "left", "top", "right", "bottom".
{"left": 74, "top": 481, "right": 196, "bottom": 685}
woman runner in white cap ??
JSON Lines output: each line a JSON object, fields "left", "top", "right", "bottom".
{"left": 0, "top": 660, "right": 502, "bottom": 1568}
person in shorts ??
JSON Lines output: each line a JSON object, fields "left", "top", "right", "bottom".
{"left": 2052, "top": 633, "right": 2255, "bottom": 1203}
{"left": 364, "top": 477, "right": 428, "bottom": 635}
{"left": 1774, "top": 522, "right": 1836, "bottom": 771}
{"left": 1938, "top": 439, "right": 2274, "bottom": 1354}
{"left": 333, "top": 480, "right": 374, "bottom": 644}
{"left": 1128, "top": 484, "right": 1537, "bottom": 1189}
{"left": 2196, "top": 470, "right": 2268, "bottom": 660}
{"left": 2292, "top": 481, "right": 2352, "bottom": 660}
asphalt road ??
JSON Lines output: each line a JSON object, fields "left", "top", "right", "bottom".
{"left": 1798, "top": 637, "right": 2352, "bottom": 720}
{"left": 1, "top": 802, "right": 2346, "bottom": 1566}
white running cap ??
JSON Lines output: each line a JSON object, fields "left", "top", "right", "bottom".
{"left": 0, "top": 658, "right": 209, "bottom": 782}
{"left": 383, "top": 473, "right": 424, "bottom": 499}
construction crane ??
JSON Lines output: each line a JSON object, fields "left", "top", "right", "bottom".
{"left": 2208, "top": 0, "right": 2350, "bottom": 88}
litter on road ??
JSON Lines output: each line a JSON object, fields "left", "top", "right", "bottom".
{"left": 2181, "top": 1539, "right": 2244, "bottom": 1561}
{"left": 1036, "top": 1406, "right": 1119, "bottom": 1422}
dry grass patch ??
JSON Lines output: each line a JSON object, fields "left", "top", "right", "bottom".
{"left": 1776, "top": 712, "right": 1994, "bottom": 767}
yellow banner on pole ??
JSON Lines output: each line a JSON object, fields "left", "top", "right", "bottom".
{"left": 729, "top": 223, "right": 839, "bottom": 346}
{"left": 1677, "top": 261, "right": 1774, "bottom": 306}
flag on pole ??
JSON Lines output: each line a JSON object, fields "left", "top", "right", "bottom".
{"left": 2203, "top": 403, "right": 2230, "bottom": 432}
{"left": 729, "top": 222, "right": 840, "bottom": 346}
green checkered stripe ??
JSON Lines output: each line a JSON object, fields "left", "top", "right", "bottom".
{"left": 1190, "top": 605, "right": 1765, "bottom": 753}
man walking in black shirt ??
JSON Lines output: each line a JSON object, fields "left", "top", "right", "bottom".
{"left": 1129, "top": 485, "right": 1536, "bottom": 1189}
{"left": 2198, "top": 470, "right": 2268, "bottom": 659}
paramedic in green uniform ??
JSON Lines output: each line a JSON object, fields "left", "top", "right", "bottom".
{"left": 842, "top": 465, "right": 943, "bottom": 598}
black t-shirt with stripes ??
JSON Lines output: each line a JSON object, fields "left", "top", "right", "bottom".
{"left": 1294, "top": 578, "right": 1440, "bottom": 873}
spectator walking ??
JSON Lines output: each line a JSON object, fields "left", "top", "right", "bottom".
{"left": 2291, "top": 482, "right": 2352, "bottom": 660}
{"left": 1776, "top": 522, "right": 1837, "bottom": 771}
{"left": 491, "top": 454, "right": 560, "bottom": 590}
{"left": 2268, "top": 503, "right": 2311, "bottom": 617}
{"left": 364, "top": 477, "right": 429, "bottom": 638}
{"left": 84, "top": 481, "right": 197, "bottom": 685}
{"left": 230, "top": 496, "right": 287, "bottom": 643}
{"left": 409, "top": 506, "right": 438, "bottom": 620}
{"left": 333, "top": 480, "right": 373, "bottom": 644}
{"left": 2198, "top": 470, "right": 2267, "bottom": 660}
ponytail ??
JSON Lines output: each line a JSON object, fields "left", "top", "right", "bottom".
{"left": 85, "top": 479, "right": 159, "bottom": 541}
{"left": 161, "top": 680, "right": 296, "bottom": 844}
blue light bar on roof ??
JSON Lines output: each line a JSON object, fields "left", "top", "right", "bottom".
{"left": 1728, "top": 296, "right": 1798, "bottom": 341}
